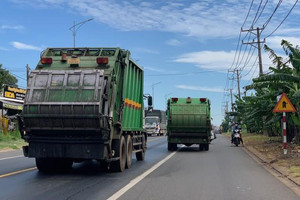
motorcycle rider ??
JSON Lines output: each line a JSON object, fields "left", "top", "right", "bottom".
{"left": 231, "top": 122, "right": 243, "bottom": 145}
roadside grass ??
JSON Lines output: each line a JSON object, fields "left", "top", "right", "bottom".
{"left": 290, "top": 166, "right": 300, "bottom": 177}
{"left": 0, "top": 131, "right": 26, "bottom": 150}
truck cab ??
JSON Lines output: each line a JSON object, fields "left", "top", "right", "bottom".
{"left": 145, "top": 116, "right": 160, "bottom": 136}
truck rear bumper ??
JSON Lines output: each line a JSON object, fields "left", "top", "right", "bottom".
{"left": 168, "top": 135, "right": 209, "bottom": 144}
{"left": 24, "top": 142, "right": 108, "bottom": 160}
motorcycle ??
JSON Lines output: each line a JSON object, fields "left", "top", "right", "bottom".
{"left": 233, "top": 129, "right": 241, "bottom": 146}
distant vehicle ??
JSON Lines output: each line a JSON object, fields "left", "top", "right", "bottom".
{"left": 166, "top": 97, "right": 211, "bottom": 151}
{"left": 18, "top": 47, "right": 152, "bottom": 173}
{"left": 145, "top": 110, "right": 167, "bottom": 136}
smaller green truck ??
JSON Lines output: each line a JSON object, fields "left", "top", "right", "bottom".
{"left": 167, "top": 97, "right": 211, "bottom": 151}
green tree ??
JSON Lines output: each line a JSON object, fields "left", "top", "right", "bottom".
{"left": 0, "top": 64, "right": 18, "bottom": 91}
{"left": 231, "top": 40, "right": 300, "bottom": 143}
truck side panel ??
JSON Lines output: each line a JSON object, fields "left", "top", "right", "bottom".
{"left": 122, "top": 61, "right": 143, "bottom": 131}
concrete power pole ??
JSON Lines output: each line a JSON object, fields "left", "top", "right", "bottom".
{"left": 242, "top": 27, "right": 265, "bottom": 76}
{"left": 229, "top": 69, "right": 241, "bottom": 99}
{"left": 236, "top": 69, "right": 241, "bottom": 99}
{"left": 230, "top": 89, "right": 233, "bottom": 112}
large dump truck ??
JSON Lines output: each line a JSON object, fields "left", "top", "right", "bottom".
{"left": 167, "top": 97, "right": 211, "bottom": 151}
{"left": 18, "top": 47, "right": 152, "bottom": 172}
{"left": 145, "top": 110, "right": 167, "bottom": 136}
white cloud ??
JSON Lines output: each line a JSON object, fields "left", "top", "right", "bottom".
{"left": 11, "top": 41, "right": 43, "bottom": 51}
{"left": 1, "top": 25, "right": 24, "bottom": 30}
{"left": 166, "top": 39, "right": 181, "bottom": 46}
{"left": 174, "top": 50, "right": 236, "bottom": 71}
{"left": 266, "top": 36, "right": 300, "bottom": 50}
{"left": 173, "top": 50, "right": 275, "bottom": 80}
{"left": 10, "top": 0, "right": 299, "bottom": 40}
{"left": 176, "top": 85, "right": 224, "bottom": 93}
{"left": 10, "top": 0, "right": 250, "bottom": 39}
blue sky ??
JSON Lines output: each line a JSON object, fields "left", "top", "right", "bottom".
{"left": 1, "top": 0, "right": 300, "bottom": 126}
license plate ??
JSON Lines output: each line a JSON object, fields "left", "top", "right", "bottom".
{"left": 67, "top": 58, "right": 80, "bottom": 64}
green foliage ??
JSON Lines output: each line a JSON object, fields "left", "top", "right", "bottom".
{"left": 0, "top": 64, "right": 18, "bottom": 91}
{"left": 229, "top": 41, "right": 300, "bottom": 142}
{"left": 0, "top": 131, "right": 25, "bottom": 150}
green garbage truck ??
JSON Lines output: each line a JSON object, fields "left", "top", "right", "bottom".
{"left": 167, "top": 97, "right": 211, "bottom": 151}
{"left": 18, "top": 47, "right": 152, "bottom": 172}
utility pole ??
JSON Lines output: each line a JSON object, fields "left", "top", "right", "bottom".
{"left": 225, "top": 101, "right": 228, "bottom": 113}
{"left": 228, "top": 69, "right": 241, "bottom": 99}
{"left": 242, "top": 27, "right": 265, "bottom": 76}
{"left": 236, "top": 69, "right": 241, "bottom": 99}
{"left": 230, "top": 89, "right": 233, "bottom": 112}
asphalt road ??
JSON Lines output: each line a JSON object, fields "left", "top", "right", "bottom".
{"left": 0, "top": 135, "right": 299, "bottom": 200}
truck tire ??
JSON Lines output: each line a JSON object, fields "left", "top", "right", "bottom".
{"left": 136, "top": 134, "right": 146, "bottom": 161}
{"left": 168, "top": 142, "right": 172, "bottom": 151}
{"left": 168, "top": 143, "right": 177, "bottom": 151}
{"left": 204, "top": 144, "right": 209, "bottom": 151}
{"left": 199, "top": 144, "right": 204, "bottom": 151}
{"left": 36, "top": 158, "right": 73, "bottom": 173}
{"left": 110, "top": 136, "right": 126, "bottom": 172}
{"left": 125, "top": 135, "right": 132, "bottom": 169}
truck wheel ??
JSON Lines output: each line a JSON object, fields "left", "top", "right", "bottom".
{"left": 199, "top": 144, "right": 204, "bottom": 151}
{"left": 168, "top": 142, "right": 173, "bottom": 151}
{"left": 136, "top": 134, "right": 146, "bottom": 161}
{"left": 172, "top": 143, "right": 177, "bottom": 151}
{"left": 168, "top": 143, "right": 177, "bottom": 151}
{"left": 125, "top": 135, "right": 132, "bottom": 169}
{"left": 110, "top": 136, "right": 126, "bottom": 172}
{"left": 36, "top": 158, "right": 73, "bottom": 173}
{"left": 204, "top": 144, "right": 209, "bottom": 151}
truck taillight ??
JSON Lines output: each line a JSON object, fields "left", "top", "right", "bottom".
{"left": 172, "top": 98, "right": 178, "bottom": 102}
{"left": 97, "top": 57, "right": 108, "bottom": 64}
{"left": 200, "top": 98, "right": 206, "bottom": 102}
{"left": 41, "top": 57, "right": 52, "bottom": 64}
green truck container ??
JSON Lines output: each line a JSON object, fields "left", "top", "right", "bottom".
{"left": 167, "top": 97, "right": 211, "bottom": 151}
{"left": 18, "top": 47, "right": 152, "bottom": 172}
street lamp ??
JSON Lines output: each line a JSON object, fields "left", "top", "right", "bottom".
{"left": 151, "top": 81, "right": 161, "bottom": 108}
{"left": 69, "top": 18, "right": 94, "bottom": 48}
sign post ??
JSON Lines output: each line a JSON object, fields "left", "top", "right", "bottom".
{"left": 272, "top": 93, "right": 296, "bottom": 155}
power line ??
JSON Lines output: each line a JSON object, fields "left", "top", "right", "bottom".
{"left": 250, "top": 0, "right": 263, "bottom": 28}
{"left": 242, "top": 56, "right": 259, "bottom": 77}
{"left": 242, "top": 0, "right": 255, "bottom": 28}
{"left": 241, "top": 45, "right": 255, "bottom": 71}
{"left": 253, "top": 0, "right": 269, "bottom": 26}
{"left": 262, "top": 0, "right": 283, "bottom": 29}
{"left": 265, "top": 0, "right": 299, "bottom": 38}
{"left": 0, "top": 66, "right": 27, "bottom": 81}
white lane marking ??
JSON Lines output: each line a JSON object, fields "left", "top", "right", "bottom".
{"left": 107, "top": 151, "right": 177, "bottom": 200}
{"left": 0, "top": 155, "right": 23, "bottom": 161}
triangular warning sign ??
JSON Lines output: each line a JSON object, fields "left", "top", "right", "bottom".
{"left": 273, "top": 93, "right": 296, "bottom": 113}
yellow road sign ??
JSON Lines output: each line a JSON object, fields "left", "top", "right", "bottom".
{"left": 273, "top": 93, "right": 296, "bottom": 113}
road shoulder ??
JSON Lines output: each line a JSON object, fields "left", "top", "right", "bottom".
{"left": 243, "top": 141, "right": 300, "bottom": 197}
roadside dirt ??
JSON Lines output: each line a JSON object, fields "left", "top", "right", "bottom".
{"left": 242, "top": 133, "right": 300, "bottom": 186}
